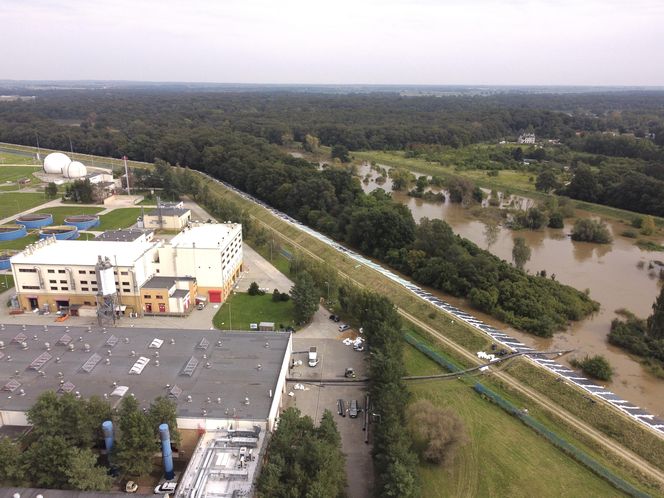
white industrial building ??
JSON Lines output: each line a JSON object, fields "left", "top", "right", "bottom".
{"left": 10, "top": 223, "right": 243, "bottom": 315}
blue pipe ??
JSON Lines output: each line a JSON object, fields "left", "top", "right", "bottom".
{"left": 102, "top": 420, "right": 114, "bottom": 454}
{"left": 159, "top": 423, "right": 175, "bottom": 480}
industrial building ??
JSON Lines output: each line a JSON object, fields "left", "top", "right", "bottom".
{"left": 0, "top": 324, "right": 292, "bottom": 496}
{"left": 10, "top": 223, "right": 243, "bottom": 316}
{"left": 94, "top": 228, "right": 154, "bottom": 243}
{"left": 143, "top": 207, "right": 192, "bottom": 231}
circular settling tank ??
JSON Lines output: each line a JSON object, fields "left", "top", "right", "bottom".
{"left": 15, "top": 213, "right": 53, "bottom": 229}
{"left": 0, "top": 225, "right": 27, "bottom": 241}
{"left": 0, "top": 254, "right": 11, "bottom": 270}
{"left": 64, "top": 215, "right": 100, "bottom": 230}
{"left": 39, "top": 225, "right": 79, "bottom": 240}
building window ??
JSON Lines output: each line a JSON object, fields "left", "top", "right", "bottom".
{"left": 58, "top": 269, "right": 65, "bottom": 274}
{"left": 84, "top": 301, "right": 91, "bottom": 305}
{"left": 144, "top": 294, "right": 152, "bottom": 299}
{"left": 122, "top": 281, "right": 130, "bottom": 286}
{"left": 156, "top": 295, "right": 163, "bottom": 299}
{"left": 18, "top": 268, "right": 37, "bottom": 273}
{"left": 22, "top": 285, "right": 40, "bottom": 290}
{"left": 61, "top": 286, "right": 69, "bottom": 291}
{"left": 47, "top": 269, "right": 55, "bottom": 274}
{"left": 121, "top": 271, "right": 128, "bottom": 276}
{"left": 91, "top": 281, "right": 97, "bottom": 285}
{"left": 81, "top": 287, "right": 89, "bottom": 291}
{"left": 59, "top": 280, "right": 67, "bottom": 284}
{"left": 50, "top": 287, "right": 57, "bottom": 291}
{"left": 92, "top": 287, "right": 98, "bottom": 292}
{"left": 49, "top": 280, "right": 56, "bottom": 284}
{"left": 89, "top": 270, "right": 95, "bottom": 274}
{"left": 156, "top": 269, "right": 160, "bottom": 273}
{"left": 80, "top": 280, "right": 88, "bottom": 284}
{"left": 78, "top": 270, "right": 86, "bottom": 274}
{"left": 123, "top": 287, "right": 131, "bottom": 293}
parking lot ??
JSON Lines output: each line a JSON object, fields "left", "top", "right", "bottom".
{"left": 285, "top": 306, "right": 373, "bottom": 498}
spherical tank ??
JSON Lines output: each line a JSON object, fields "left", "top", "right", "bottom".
{"left": 43, "top": 152, "right": 72, "bottom": 174}
{"left": 64, "top": 161, "right": 87, "bottom": 178}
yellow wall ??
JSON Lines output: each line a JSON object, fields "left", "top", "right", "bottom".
{"left": 18, "top": 293, "right": 141, "bottom": 313}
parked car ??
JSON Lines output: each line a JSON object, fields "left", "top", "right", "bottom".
{"left": 338, "top": 324, "right": 350, "bottom": 332}
{"left": 154, "top": 482, "right": 177, "bottom": 494}
{"left": 196, "top": 302, "right": 205, "bottom": 310}
{"left": 338, "top": 398, "right": 346, "bottom": 417}
{"left": 329, "top": 314, "right": 340, "bottom": 322}
{"left": 349, "top": 399, "right": 359, "bottom": 418}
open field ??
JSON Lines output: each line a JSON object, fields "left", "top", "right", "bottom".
{"left": 0, "top": 233, "right": 39, "bottom": 251}
{"left": 0, "top": 151, "right": 39, "bottom": 165}
{"left": 0, "top": 193, "right": 49, "bottom": 219}
{"left": 32, "top": 206, "right": 105, "bottom": 225}
{"left": 212, "top": 292, "right": 295, "bottom": 330}
{"left": 190, "top": 170, "right": 664, "bottom": 493}
{"left": 97, "top": 208, "right": 142, "bottom": 230}
{"left": 0, "top": 165, "right": 41, "bottom": 184}
{"left": 404, "top": 347, "right": 627, "bottom": 497}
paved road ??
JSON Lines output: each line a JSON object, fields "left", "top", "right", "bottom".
{"left": 236, "top": 244, "right": 293, "bottom": 293}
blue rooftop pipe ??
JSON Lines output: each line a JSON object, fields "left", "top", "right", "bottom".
{"left": 102, "top": 420, "right": 114, "bottom": 454}
{"left": 159, "top": 423, "right": 175, "bottom": 480}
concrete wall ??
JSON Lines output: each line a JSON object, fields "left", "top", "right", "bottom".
{"left": 144, "top": 212, "right": 191, "bottom": 230}
{"left": 177, "top": 417, "right": 267, "bottom": 432}
{"left": 268, "top": 333, "right": 293, "bottom": 431}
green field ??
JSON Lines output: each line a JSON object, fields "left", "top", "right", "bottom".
{"left": 0, "top": 151, "right": 39, "bottom": 165}
{"left": 404, "top": 347, "right": 626, "bottom": 497}
{"left": 0, "top": 192, "right": 49, "bottom": 220}
{"left": 0, "top": 232, "right": 39, "bottom": 251}
{"left": 212, "top": 292, "right": 295, "bottom": 331}
{"left": 0, "top": 165, "right": 41, "bottom": 184}
{"left": 0, "top": 273, "right": 15, "bottom": 291}
{"left": 32, "top": 206, "right": 105, "bottom": 225}
{"left": 96, "top": 208, "right": 142, "bottom": 230}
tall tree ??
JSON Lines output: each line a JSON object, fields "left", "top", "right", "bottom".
{"left": 290, "top": 271, "right": 319, "bottom": 324}
{"left": 45, "top": 181, "right": 58, "bottom": 199}
{"left": 147, "top": 396, "right": 181, "bottom": 445}
{"left": 114, "top": 397, "right": 157, "bottom": 478}
{"left": 512, "top": 237, "right": 531, "bottom": 270}
{"left": 0, "top": 437, "right": 24, "bottom": 484}
{"left": 65, "top": 447, "right": 112, "bottom": 491}
{"left": 647, "top": 285, "right": 664, "bottom": 340}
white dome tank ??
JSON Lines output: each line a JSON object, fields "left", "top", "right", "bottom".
{"left": 64, "top": 160, "right": 87, "bottom": 178}
{"left": 43, "top": 152, "right": 71, "bottom": 174}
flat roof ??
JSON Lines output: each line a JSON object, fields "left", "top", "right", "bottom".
{"left": 0, "top": 324, "right": 289, "bottom": 421}
{"left": 147, "top": 207, "right": 190, "bottom": 217}
{"left": 169, "top": 224, "right": 241, "bottom": 250}
{"left": 95, "top": 228, "right": 153, "bottom": 242}
{"left": 142, "top": 275, "right": 194, "bottom": 289}
{"left": 10, "top": 240, "right": 158, "bottom": 267}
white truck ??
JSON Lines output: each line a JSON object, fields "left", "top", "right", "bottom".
{"left": 308, "top": 347, "right": 319, "bottom": 367}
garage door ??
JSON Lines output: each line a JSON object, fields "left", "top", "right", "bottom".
{"left": 208, "top": 290, "right": 222, "bottom": 303}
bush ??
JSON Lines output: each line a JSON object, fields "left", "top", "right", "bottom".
{"left": 570, "top": 355, "right": 613, "bottom": 381}
{"left": 547, "top": 211, "right": 564, "bottom": 229}
{"left": 272, "top": 289, "right": 281, "bottom": 302}
{"left": 280, "top": 292, "right": 290, "bottom": 302}
{"left": 571, "top": 218, "right": 612, "bottom": 244}
{"left": 621, "top": 229, "right": 638, "bottom": 238}
{"left": 248, "top": 282, "right": 261, "bottom": 296}
{"left": 407, "top": 400, "right": 468, "bottom": 466}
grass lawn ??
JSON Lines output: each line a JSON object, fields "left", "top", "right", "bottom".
{"left": 0, "top": 152, "right": 38, "bottom": 165}
{"left": 403, "top": 346, "right": 626, "bottom": 498}
{"left": 97, "top": 208, "right": 142, "bottom": 230}
{"left": 0, "top": 192, "right": 50, "bottom": 219}
{"left": 0, "top": 165, "right": 41, "bottom": 184}
{"left": 32, "top": 206, "right": 104, "bottom": 225}
{"left": 212, "top": 292, "right": 295, "bottom": 331}
{"left": 0, "top": 273, "right": 15, "bottom": 291}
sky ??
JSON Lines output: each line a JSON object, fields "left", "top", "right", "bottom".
{"left": 1, "top": 0, "right": 663, "bottom": 86}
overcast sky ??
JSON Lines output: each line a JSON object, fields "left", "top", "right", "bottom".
{"left": 1, "top": 0, "right": 662, "bottom": 85}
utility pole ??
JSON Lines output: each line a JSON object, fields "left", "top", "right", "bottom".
{"left": 123, "top": 156, "right": 131, "bottom": 195}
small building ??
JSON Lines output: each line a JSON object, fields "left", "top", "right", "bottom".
{"left": 143, "top": 207, "right": 191, "bottom": 231}
{"left": 141, "top": 275, "right": 197, "bottom": 315}
{"left": 518, "top": 133, "right": 536, "bottom": 144}
{"left": 259, "top": 322, "right": 275, "bottom": 331}
{"left": 95, "top": 228, "right": 154, "bottom": 243}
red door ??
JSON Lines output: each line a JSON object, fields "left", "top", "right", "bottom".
{"left": 145, "top": 303, "right": 152, "bottom": 313}
{"left": 209, "top": 290, "right": 222, "bottom": 303}
{"left": 158, "top": 303, "right": 166, "bottom": 313}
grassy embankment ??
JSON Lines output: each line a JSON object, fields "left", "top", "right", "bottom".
{"left": 212, "top": 292, "right": 295, "bottom": 331}
{"left": 404, "top": 346, "right": 628, "bottom": 497}
{"left": 197, "top": 173, "right": 664, "bottom": 495}
{"left": 96, "top": 208, "right": 142, "bottom": 231}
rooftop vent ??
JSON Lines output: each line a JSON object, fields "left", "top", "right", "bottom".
{"left": 196, "top": 337, "right": 210, "bottom": 350}
{"left": 58, "top": 381, "right": 76, "bottom": 394}
{"left": 2, "top": 379, "right": 21, "bottom": 392}
{"left": 57, "top": 334, "right": 72, "bottom": 346}
{"left": 110, "top": 385, "right": 129, "bottom": 397}
{"left": 181, "top": 356, "right": 199, "bottom": 377}
{"left": 80, "top": 353, "right": 102, "bottom": 373}
{"left": 168, "top": 385, "right": 183, "bottom": 399}
{"left": 129, "top": 357, "right": 150, "bottom": 375}
{"left": 105, "top": 335, "right": 119, "bottom": 347}
{"left": 29, "top": 352, "right": 53, "bottom": 371}
{"left": 12, "top": 332, "right": 27, "bottom": 344}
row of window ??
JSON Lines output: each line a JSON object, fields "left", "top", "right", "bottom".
{"left": 143, "top": 294, "right": 164, "bottom": 299}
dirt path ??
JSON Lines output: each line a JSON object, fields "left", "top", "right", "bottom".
{"left": 246, "top": 209, "right": 664, "bottom": 491}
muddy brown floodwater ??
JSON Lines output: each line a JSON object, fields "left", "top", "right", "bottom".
{"left": 357, "top": 163, "right": 664, "bottom": 415}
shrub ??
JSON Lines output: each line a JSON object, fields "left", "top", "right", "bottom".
{"left": 248, "top": 282, "right": 261, "bottom": 296}
{"left": 571, "top": 219, "right": 612, "bottom": 244}
{"left": 547, "top": 211, "right": 564, "bottom": 229}
{"left": 570, "top": 355, "right": 613, "bottom": 381}
{"left": 408, "top": 400, "right": 468, "bottom": 466}
{"left": 621, "top": 229, "right": 638, "bottom": 238}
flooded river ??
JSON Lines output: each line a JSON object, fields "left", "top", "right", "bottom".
{"left": 357, "top": 163, "right": 664, "bottom": 415}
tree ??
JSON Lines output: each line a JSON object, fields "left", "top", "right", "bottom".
{"left": 272, "top": 288, "right": 281, "bottom": 302}
{"left": 415, "top": 175, "right": 428, "bottom": 193}
{"left": 330, "top": 144, "right": 350, "bottom": 162}
{"left": 535, "top": 170, "right": 560, "bottom": 192}
{"left": 570, "top": 355, "right": 613, "bottom": 381}
{"left": 290, "top": 271, "right": 318, "bottom": 324}
{"left": 147, "top": 396, "right": 181, "bottom": 446}
{"left": 303, "top": 134, "right": 320, "bottom": 153}
{"left": 0, "top": 437, "right": 24, "bottom": 484}
{"left": 114, "top": 397, "right": 157, "bottom": 478}
{"left": 389, "top": 168, "right": 413, "bottom": 191}
{"left": 248, "top": 281, "right": 261, "bottom": 296}
{"left": 22, "top": 435, "right": 73, "bottom": 489}
{"left": 548, "top": 211, "right": 564, "bottom": 228}
{"left": 512, "top": 237, "right": 531, "bottom": 270}
{"left": 66, "top": 178, "right": 94, "bottom": 203}
{"left": 511, "top": 147, "right": 523, "bottom": 161}
{"left": 647, "top": 285, "right": 664, "bottom": 340}
{"left": 407, "top": 400, "right": 468, "bottom": 466}
{"left": 65, "top": 447, "right": 112, "bottom": 491}
{"left": 641, "top": 215, "right": 656, "bottom": 236}
{"left": 45, "top": 181, "right": 58, "bottom": 199}
{"left": 571, "top": 219, "right": 612, "bottom": 243}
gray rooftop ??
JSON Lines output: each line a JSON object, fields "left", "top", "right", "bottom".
{"left": 142, "top": 275, "right": 195, "bottom": 289}
{"left": 0, "top": 324, "right": 290, "bottom": 422}
{"left": 95, "top": 228, "right": 153, "bottom": 242}
{"left": 147, "top": 207, "right": 190, "bottom": 217}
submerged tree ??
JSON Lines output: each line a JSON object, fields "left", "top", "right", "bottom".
{"left": 512, "top": 237, "right": 532, "bottom": 270}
